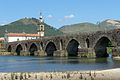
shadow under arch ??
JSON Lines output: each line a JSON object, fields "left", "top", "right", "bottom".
{"left": 8, "top": 45, "right": 12, "bottom": 52}
{"left": 86, "top": 38, "right": 90, "bottom": 48}
{"left": 66, "top": 39, "right": 79, "bottom": 56}
{"left": 94, "top": 36, "right": 112, "bottom": 58}
{"left": 16, "top": 44, "right": 23, "bottom": 55}
{"left": 45, "top": 42, "right": 57, "bottom": 56}
{"left": 29, "top": 43, "right": 38, "bottom": 56}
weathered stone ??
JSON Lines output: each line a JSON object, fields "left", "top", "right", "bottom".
{"left": 5, "top": 29, "right": 120, "bottom": 57}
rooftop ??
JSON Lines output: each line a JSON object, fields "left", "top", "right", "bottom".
{"left": 7, "top": 33, "right": 39, "bottom": 37}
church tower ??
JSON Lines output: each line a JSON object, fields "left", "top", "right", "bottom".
{"left": 37, "top": 13, "right": 45, "bottom": 38}
{"left": 4, "top": 29, "right": 8, "bottom": 43}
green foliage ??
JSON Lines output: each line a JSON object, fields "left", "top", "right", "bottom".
{"left": 107, "top": 47, "right": 112, "bottom": 54}
{"left": 0, "top": 18, "right": 63, "bottom": 37}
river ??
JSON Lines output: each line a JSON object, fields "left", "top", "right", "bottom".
{"left": 0, "top": 56, "right": 120, "bottom": 72}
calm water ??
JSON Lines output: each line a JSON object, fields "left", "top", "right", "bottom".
{"left": 0, "top": 56, "right": 120, "bottom": 72}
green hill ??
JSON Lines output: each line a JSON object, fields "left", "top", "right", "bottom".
{"left": 59, "top": 22, "right": 98, "bottom": 34}
{"left": 0, "top": 18, "right": 63, "bottom": 37}
{"left": 59, "top": 19, "right": 120, "bottom": 34}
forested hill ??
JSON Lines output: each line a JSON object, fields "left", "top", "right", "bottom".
{"left": 0, "top": 18, "right": 63, "bottom": 37}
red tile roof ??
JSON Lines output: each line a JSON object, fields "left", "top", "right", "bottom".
{"left": 7, "top": 33, "right": 39, "bottom": 37}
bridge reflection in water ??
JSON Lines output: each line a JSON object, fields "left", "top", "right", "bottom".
{"left": 0, "top": 56, "right": 119, "bottom": 72}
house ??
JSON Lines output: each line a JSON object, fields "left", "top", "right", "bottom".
{"left": 5, "top": 32, "right": 39, "bottom": 42}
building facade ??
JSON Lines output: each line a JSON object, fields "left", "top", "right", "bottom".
{"left": 5, "top": 33, "right": 39, "bottom": 42}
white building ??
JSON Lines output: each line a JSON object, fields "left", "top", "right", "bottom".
{"left": 5, "top": 33, "right": 39, "bottom": 42}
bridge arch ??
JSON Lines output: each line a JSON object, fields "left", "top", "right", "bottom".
{"left": 29, "top": 43, "right": 38, "bottom": 56}
{"left": 66, "top": 39, "right": 80, "bottom": 56}
{"left": 45, "top": 41, "right": 57, "bottom": 56}
{"left": 16, "top": 44, "right": 23, "bottom": 55}
{"left": 94, "top": 36, "right": 112, "bottom": 58}
{"left": 8, "top": 45, "right": 12, "bottom": 52}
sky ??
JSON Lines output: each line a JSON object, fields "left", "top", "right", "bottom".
{"left": 0, "top": 0, "right": 120, "bottom": 28}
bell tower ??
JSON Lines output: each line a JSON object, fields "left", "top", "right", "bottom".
{"left": 37, "top": 13, "right": 45, "bottom": 38}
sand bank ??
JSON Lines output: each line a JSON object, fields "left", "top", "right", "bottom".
{"left": 0, "top": 68, "right": 120, "bottom": 80}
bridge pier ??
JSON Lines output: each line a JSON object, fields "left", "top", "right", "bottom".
{"left": 78, "top": 48, "right": 96, "bottom": 58}
{"left": 20, "top": 51, "right": 29, "bottom": 56}
{"left": 54, "top": 50, "right": 68, "bottom": 57}
{"left": 112, "top": 47, "right": 120, "bottom": 57}
{"left": 38, "top": 50, "right": 47, "bottom": 56}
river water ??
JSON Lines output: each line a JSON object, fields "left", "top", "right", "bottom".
{"left": 0, "top": 56, "right": 120, "bottom": 72}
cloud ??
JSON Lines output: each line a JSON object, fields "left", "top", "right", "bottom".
{"left": 47, "top": 14, "right": 53, "bottom": 18}
{"left": 64, "top": 14, "right": 75, "bottom": 19}
{"left": 0, "top": 23, "right": 5, "bottom": 26}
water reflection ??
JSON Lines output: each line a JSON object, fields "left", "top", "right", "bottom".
{"left": 0, "top": 56, "right": 119, "bottom": 72}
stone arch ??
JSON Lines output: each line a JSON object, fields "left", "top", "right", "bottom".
{"left": 94, "top": 36, "right": 112, "bottom": 58}
{"left": 86, "top": 38, "right": 90, "bottom": 48}
{"left": 66, "top": 39, "right": 80, "bottom": 56}
{"left": 45, "top": 41, "right": 57, "bottom": 56}
{"left": 16, "top": 44, "right": 23, "bottom": 55}
{"left": 29, "top": 43, "right": 38, "bottom": 56}
{"left": 8, "top": 45, "right": 12, "bottom": 52}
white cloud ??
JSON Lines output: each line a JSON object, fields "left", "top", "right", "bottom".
{"left": 0, "top": 23, "right": 5, "bottom": 26}
{"left": 47, "top": 14, "right": 53, "bottom": 18}
{"left": 64, "top": 14, "right": 75, "bottom": 19}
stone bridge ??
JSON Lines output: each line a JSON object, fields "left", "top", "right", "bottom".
{"left": 6, "top": 29, "right": 120, "bottom": 58}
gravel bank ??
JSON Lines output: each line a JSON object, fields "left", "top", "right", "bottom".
{"left": 0, "top": 68, "right": 119, "bottom": 80}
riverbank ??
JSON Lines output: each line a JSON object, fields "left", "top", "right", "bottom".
{"left": 0, "top": 51, "right": 15, "bottom": 56}
{"left": 0, "top": 68, "right": 120, "bottom": 80}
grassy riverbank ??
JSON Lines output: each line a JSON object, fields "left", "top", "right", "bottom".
{"left": 0, "top": 68, "right": 119, "bottom": 80}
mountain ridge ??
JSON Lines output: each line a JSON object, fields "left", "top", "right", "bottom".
{"left": 59, "top": 19, "right": 120, "bottom": 34}
{"left": 0, "top": 18, "right": 120, "bottom": 37}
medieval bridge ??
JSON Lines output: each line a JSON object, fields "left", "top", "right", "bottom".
{"left": 6, "top": 29, "right": 120, "bottom": 58}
